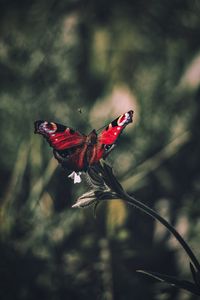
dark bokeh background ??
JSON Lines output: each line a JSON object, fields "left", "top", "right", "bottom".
{"left": 0, "top": 1, "right": 200, "bottom": 299}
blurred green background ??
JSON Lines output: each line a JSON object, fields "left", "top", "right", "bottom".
{"left": 0, "top": 1, "right": 200, "bottom": 299}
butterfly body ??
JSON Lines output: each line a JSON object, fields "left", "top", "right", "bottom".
{"left": 34, "top": 110, "right": 133, "bottom": 171}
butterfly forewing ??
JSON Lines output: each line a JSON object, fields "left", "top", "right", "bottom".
{"left": 34, "top": 120, "right": 86, "bottom": 150}
{"left": 89, "top": 110, "right": 134, "bottom": 165}
{"left": 98, "top": 110, "right": 133, "bottom": 145}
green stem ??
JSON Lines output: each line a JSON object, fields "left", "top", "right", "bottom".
{"left": 122, "top": 192, "right": 200, "bottom": 272}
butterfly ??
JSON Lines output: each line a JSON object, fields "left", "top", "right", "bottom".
{"left": 34, "top": 110, "right": 133, "bottom": 176}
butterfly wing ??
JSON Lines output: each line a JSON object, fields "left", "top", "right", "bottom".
{"left": 94, "top": 110, "right": 134, "bottom": 161}
{"left": 53, "top": 145, "right": 87, "bottom": 172}
{"left": 98, "top": 110, "right": 133, "bottom": 145}
{"left": 34, "top": 120, "right": 86, "bottom": 150}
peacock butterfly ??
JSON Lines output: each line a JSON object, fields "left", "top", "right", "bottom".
{"left": 34, "top": 110, "right": 133, "bottom": 175}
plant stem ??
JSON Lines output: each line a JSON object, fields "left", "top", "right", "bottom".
{"left": 122, "top": 192, "right": 200, "bottom": 272}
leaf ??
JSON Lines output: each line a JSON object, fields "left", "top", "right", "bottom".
{"left": 72, "top": 191, "right": 96, "bottom": 208}
{"left": 87, "top": 166, "right": 105, "bottom": 190}
{"left": 190, "top": 262, "right": 200, "bottom": 288}
{"left": 101, "top": 160, "right": 124, "bottom": 194}
{"left": 137, "top": 270, "right": 200, "bottom": 295}
{"left": 95, "top": 190, "right": 119, "bottom": 200}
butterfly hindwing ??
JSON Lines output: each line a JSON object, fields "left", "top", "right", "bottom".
{"left": 53, "top": 145, "right": 87, "bottom": 171}
{"left": 34, "top": 120, "right": 86, "bottom": 150}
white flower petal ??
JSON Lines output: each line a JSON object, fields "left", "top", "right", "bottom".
{"left": 68, "top": 171, "right": 82, "bottom": 184}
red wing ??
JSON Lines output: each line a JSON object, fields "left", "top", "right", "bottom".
{"left": 34, "top": 120, "right": 86, "bottom": 150}
{"left": 53, "top": 144, "right": 87, "bottom": 171}
{"left": 98, "top": 110, "right": 133, "bottom": 145}
{"left": 87, "top": 110, "right": 134, "bottom": 164}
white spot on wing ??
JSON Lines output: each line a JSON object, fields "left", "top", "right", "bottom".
{"left": 117, "top": 112, "right": 130, "bottom": 126}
